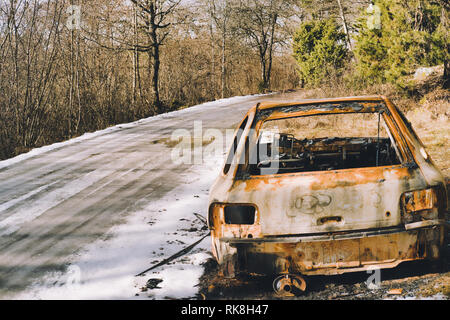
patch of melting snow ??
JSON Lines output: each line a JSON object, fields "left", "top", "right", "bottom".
{"left": 16, "top": 148, "right": 223, "bottom": 300}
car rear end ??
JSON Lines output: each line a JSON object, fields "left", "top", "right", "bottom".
{"left": 208, "top": 96, "right": 447, "bottom": 283}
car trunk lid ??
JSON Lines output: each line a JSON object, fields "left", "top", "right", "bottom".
{"left": 228, "top": 165, "right": 427, "bottom": 236}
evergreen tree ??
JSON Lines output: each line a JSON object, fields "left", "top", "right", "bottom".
{"left": 293, "top": 18, "right": 348, "bottom": 87}
{"left": 354, "top": 0, "right": 448, "bottom": 87}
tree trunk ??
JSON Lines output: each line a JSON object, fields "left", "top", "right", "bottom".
{"left": 69, "top": 0, "right": 75, "bottom": 137}
{"left": 132, "top": 3, "right": 138, "bottom": 106}
{"left": 444, "top": 60, "right": 449, "bottom": 89}
{"left": 260, "top": 53, "right": 268, "bottom": 91}
{"left": 74, "top": 0, "right": 82, "bottom": 134}
{"left": 152, "top": 43, "right": 161, "bottom": 111}
{"left": 266, "top": 12, "right": 277, "bottom": 91}
{"left": 148, "top": 1, "right": 162, "bottom": 113}
{"left": 336, "top": 0, "right": 352, "bottom": 50}
{"left": 209, "top": 4, "right": 216, "bottom": 99}
{"left": 221, "top": 28, "right": 226, "bottom": 99}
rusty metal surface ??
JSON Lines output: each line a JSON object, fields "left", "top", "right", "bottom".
{"left": 402, "top": 188, "right": 436, "bottom": 213}
{"left": 208, "top": 96, "right": 448, "bottom": 277}
{"left": 226, "top": 227, "right": 445, "bottom": 276}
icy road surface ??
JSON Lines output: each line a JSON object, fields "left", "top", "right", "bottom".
{"left": 0, "top": 92, "right": 291, "bottom": 299}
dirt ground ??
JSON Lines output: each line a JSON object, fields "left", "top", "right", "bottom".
{"left": 197, "top": 252, "right": 449, "bottom": 300}
{"left": 196, "top": 87, "right": 449, "bottom": 300}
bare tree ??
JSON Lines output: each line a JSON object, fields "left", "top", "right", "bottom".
{"left": 207, "top": 0, "right": 233, "bottom": 98}
{"left": 234, "top": 0, "right": 297, "bottom": 91}
{"left": 336, "top": 0, "right": 352, "bottom": 50}
{"left": 131, "top": 2, "right": 144, "bottom": 106}
{"left": 1, "top": 0, "right": 65, "bottom": 150}
{"left": 67, "top": 0, "right": 83, "bottom": 135}
{"left": 131, "top": 0, "right": 180, "bottom": 113}
{"left": 0, "top": 0, "right": 301, "bottom": 160}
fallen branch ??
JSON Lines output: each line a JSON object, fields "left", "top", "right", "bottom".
{"left": 135, "top": 233, "right": 210, "bottom": 277}
{"left": 193, "top": 213, "right": 207, "bottom": 227}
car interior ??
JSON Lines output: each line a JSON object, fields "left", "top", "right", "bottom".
{"left": 248, "top": 112, "right": 402, "bottom": 175}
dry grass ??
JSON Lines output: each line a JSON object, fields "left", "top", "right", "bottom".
{"left": 263, "top": 113, "right": 388, "bottom": 140}
{"left": 416, "top": 272, "right": 450, "bottom": 298}
{"left": 406, "top": 104, "right": 450, "bottom": 177}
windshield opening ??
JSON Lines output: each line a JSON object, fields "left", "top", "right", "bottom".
{"left": 247, "top": 111, "right": 402, "bottom": 176}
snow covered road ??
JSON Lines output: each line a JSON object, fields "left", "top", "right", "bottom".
{"left": 0, "top": 92, "right": 291, "bottom": 299}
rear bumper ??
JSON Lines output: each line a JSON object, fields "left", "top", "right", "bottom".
{"left": 218, "top": 221, "right": 446, "bottom": 276}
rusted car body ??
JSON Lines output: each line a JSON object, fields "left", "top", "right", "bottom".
{"left": 208, "top": 96, "right": 447, "bottom": 293}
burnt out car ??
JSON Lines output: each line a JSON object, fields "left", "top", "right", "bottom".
{"left": 207, "top": 96, "right": 447, "bottom": 295}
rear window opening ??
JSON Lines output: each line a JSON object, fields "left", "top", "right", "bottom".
{"left": 249, "top": 112, "right": 402, "bottom": 175}
{"left": 224, "top": 205, "right": 256, "bottom": 225}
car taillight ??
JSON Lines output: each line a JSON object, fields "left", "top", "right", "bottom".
{"left": 401, "top": 188, "right": 438, "bottom": 223}
{"left": 208, "top": 203, "right": 256, "bottom": 229}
